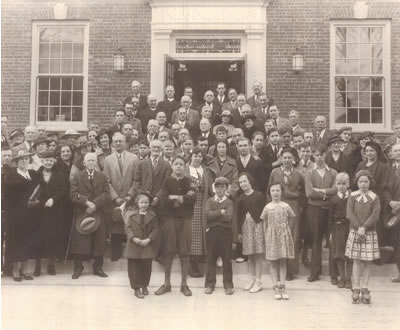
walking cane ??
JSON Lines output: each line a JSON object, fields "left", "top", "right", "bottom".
{"left": 64, "top": 207, "right": 76, "bottom": 264}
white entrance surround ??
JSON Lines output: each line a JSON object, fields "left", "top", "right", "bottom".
{"left": 147, "top": 0, "right": 268, "bottom": 100}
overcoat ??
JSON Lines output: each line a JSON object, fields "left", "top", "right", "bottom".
{"left": 123, "top": 209, "right": 159, "bottom": 259}
{"left": 69, "top": 169, "right": 110, "bottom": 256}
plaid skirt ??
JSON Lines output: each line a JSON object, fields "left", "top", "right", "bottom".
{"left": 190, "top": 193, "right": 204, "bottom": 255}
{"left": 345, "top": 228, "right": 380, "bottom": 261}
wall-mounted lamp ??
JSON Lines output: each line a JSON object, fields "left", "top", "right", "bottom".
{"left": 292, "top": 49, "right": 304, "bottom": 73}
{"left": 228, "top": 62, "right": 238, "bottom": 72}
{"left": 113, "top": 48, "right": 125, "bottom": 72}
{"left": 177, "top": 62, "right": 187, "bottom": 72}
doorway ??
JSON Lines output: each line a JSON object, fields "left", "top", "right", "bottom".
{"left": 165, "top": 60, "right": 245, "bottom": 104}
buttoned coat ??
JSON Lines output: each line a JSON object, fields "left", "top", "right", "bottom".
{"left": 103, "top": 151, "right": 138, "bottom": 234}
{"left": 124, "top": 209, "right": 159, "bottom": 259}
{"left": 69, "top": 170, "right": 110, "bottom": 256}
{"left": 252, "top": 105, "right": 270, "bottom": 122}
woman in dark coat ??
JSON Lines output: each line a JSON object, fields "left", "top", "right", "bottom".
{"left": 35, "top": 151, "right": 67, "bottom": 276}
{"left": 4, "top": 150, "right": 40, "bottom": 281}
{"left": 95, "top": 129, "right": 113, "bottom": 171}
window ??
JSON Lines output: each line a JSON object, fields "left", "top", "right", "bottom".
{"left": 30, "top": 22, "right": 89, "bottom": 130}
{"left": 330, "top": 21, "right": 391, "bottom": 132}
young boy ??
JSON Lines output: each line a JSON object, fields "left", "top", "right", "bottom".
{"left": 204, "top": 177, "right": 234, "bottom": 295}
{"left": 328, "top": 172, "right": 352, "bottom": 289}
{"left": 138, "top": 140, "right": 150, "bottom": 160}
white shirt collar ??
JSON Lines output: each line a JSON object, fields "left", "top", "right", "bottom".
{"left": 337, "top": 191, "right": 349, "bottom": 199}
{"left": 351, "top": 190, "right": 377, "bottom": 203}
{"left": 313, "top": 164, "right": 330, "bottom": 171}
{"left": 167, "top": 98, "right": 174, "bottom": 102}
{"left": 17, "top": 168, "right": 31, "bottom": 180}
{"left": 214, "top": 195, "right": 227, "bottom": 203}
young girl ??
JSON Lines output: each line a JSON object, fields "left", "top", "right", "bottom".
{"left": 237, "top": 172, "right": 266, "bottom": 293}
{"left": 261, "top": 182, "right": 295, "bottom": 300}
{"left": 345, "top": 170, "right": 380, "bottom": 304}
{"left": 124, "top": 192, "right": 159, "bottom": 299}
{"left": 328, "top": 173, "right": 352, "bottom": 289}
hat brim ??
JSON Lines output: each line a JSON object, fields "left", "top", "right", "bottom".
{"left": 75, "top": 213, "right": 101, "bottom": 235}
{"left": 12, "top": 152, "right": 34, "bottom": 162}
{"left": 61, "top": 133, "right": 81, "bottom": 139}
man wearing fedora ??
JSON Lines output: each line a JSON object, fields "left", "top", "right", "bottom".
{"left": 12, "top": 126, "right": 37, "bottom": 154}
{"left": 383, "top": 143, "right": 400, "bottom": 283}
{"left": 70, "top": 152, "right": 110, "bottom": 279}
{"left": 103, "top": 132, "right": 138, "bottom": 261}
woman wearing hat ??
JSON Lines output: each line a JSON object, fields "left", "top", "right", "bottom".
{"left": 69, "top": 136, "right": 94, "bottom": 182}
{"left": 8, "top": 129, "right": 25, "bottom": 148}
{"left": 4, "top": 150, "right": 40, "bottom": 281}
{"left": 352, "top": 131, "right": 375, "bottom": 173}
{"left": 30, "top": 137, "right": 50, "bottom": 171}
{"left": 34, "top": 151, "right": 67, "bottom": 276}
{"left": 95, "top": 129, "right": 113, "bottom": 171}
{"left": 213, "top": 110, "right": 235, "bottom": 138}
{"left": 355, "top": 141, "right": 389, "bottom": 249}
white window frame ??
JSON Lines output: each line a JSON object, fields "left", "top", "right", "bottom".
{"left": 30, "top": 21, "right": 89, "bottom": 131}
{"left": 330, "top": 20, "right": 391, "bottom": 133}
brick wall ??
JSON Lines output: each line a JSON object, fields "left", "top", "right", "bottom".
{"left": 266, "top": 0, "right": 400, "bottom": 140}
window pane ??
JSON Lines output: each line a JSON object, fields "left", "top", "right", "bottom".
{"left": 40, "top": 28, "right": 61, "bottom": 42}
{"left": 360, "top": 27, "right": 370, "bottom": 43}
{"left": 50, "top": 77, "right": 60, "bottom": 90}
{"left": 335, "top": 77, "right": 346, "bottom": 92}
{"left": 38, "top": 91, "right": 49, "bottom": 105}
{"left": 61, "top": 59, "right": 72, "bottom": 73}
{"left": 50, "top": 91, "right": 60, "bottom": 105}
{"left": 371, "top": 27, "right": 382, "bottom": 43}
{"left": 359, "top": 44, "right": 370, "bottom": 59}
{"left": 359, "top": 77, "right": 370, "bottom": 91}
{"left": 62, "top": 28, "right": 84, "bottom": 43}
{"left": 335, "top": 108, "right": 346, "bottom": 123}
{"left": 335, "top": 92, "right": 346, "bottom": 107}
{"left": 372, "top": 59, "right": 382, "bottom": 74}
{"left": 39, "top": 43, "right": 50, "bottom": 58}
{"left": 371, "top": 78, "right": 382, "bottom": 91}
{"left": 49, "top": 107, "right": 60, "bottom": 121}
{"left": 371, "top": 92, "right": 382, "bottom": 107}
{"left": 72, "top": 107, "right": 83, "bottom": 121}
{"left": 73, "top": 77, "right": 83, "bottom": 90}
{"left": 371, "top": 44, "right": 383, "bottom": 59}
{"left": 73, "top": 92, "right": 83, "bottom": 106}
{"left": 359, "top": 92, "right": 370, "bottom": 107}
{"left": 347, "top": 27, "right": 358, "bottom": 43}
{"left": 359, "top": 60, "right": 370, "bottom": 74}
{"left": 347, "top": 60, "right": 358, "bottom": 74}
{"left": 336, "top": 44, "right": 346, "bottom": 59}
{"left": 347, "top": 44, "right": 358, "bottom": 58}
{"left": 50, "top": 59, "right": 61, "bottom": 73}
{"left": 336, "top": 60, "right": 346, "bottom": 74}
{"left": 359, "top": 108, "right": 370, "bottom": 123}
{"left": 50, "top": 43, "right": 61, "bottom": 58}
{"left": 38, "top": 77, "right": 49, "bottom": 90}
{"left": 347, "top": 92, "right": 358, "bottom": 107}
{"left": 39, "top": 59, "right": 49, "bottom": 73}
{"left": 336, "top": 27, "right": 346, "bottom": 42}
{"left": 371, "top": 108, "right": 383, "bottom": 123}
{"left": 348, "top": 108, "right": 359, "bottom": 123}
{"left": 347, "top": 78, "right": 358, "bottom": 91}
{"left": 73, "top": 43, "right": 84, "bottom": 58}
{"left": 38, "top": 107, "right": 48, "bottom": 121}
{"left": 73, "top": 59, "right": 83, "bottom": 74}
{"left": 61, "top": 77, "right": 72, "bottom": 90}
{"left": 61, "top": 107, "right": 72, "bottom": 121}
{"left": 61, "top": 91, "right": 71, "bottom": 105}
{"left": 62, "top": 43, "right": 73, "bottom": 58}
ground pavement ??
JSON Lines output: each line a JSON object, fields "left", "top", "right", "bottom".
{"left": 2, "top": 256, "right": 400, "bottom": 330}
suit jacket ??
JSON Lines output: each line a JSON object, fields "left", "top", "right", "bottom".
{"left": 386, "top": 134, "right": 399, "bottom": 146}
{"left": 196, "top": 102, "right": 222, "bottom": 125}
{"left": 1, "top": 134, "right": 9, "bottom": 149}
{"left": 325, "top": 151, "right": 353, "bottom": 177}
{"left": 171, "top": 109, "right": 200, "bottom": 135}
{"left": 156, "top": 99, "right": 180, "bottom": 124}
{"left": 275, "top": 116, "right": 291, "bottom": 129}
{"left": 214, "top": 95, "right": 228, "bottom": 107}
{"left": 134, "top": 157, "right": 171, "bottom": 199}
{"left": 252, "top": 105, "right": 270, "bottom": 122}
{"left": 208, "top": 157, "right": 239, "bottom": 198}
{"left": 137, "top": 106, "right": 159, "bottom": 132}
{"left": 109, "top": 124, "right": 123, "bottom": 134}
{"left": 247, "top": 95, "right": 260, "bottom": 109}
{"left": 123, "top": 94, "right": 147, "bottom": 110}
{"left": 221, "top": 101, "right": 237, "bottom": 112}
{"left": 231, "top": 108, "right": 243, "bottom": 128}
{"left": 199, "top": 131, "right": 216, "bottom": 147}
{"left": 264, "top": 144, "right": 281, "bottom": 184}
{"left": 236, "top": 155, "right": 266, "bottom": 192}
{"left": 12, "top": 141, "right": 30, "bottom": 154}
{"left": 341, "top": 141, "right": 357, "bottom": 157}
{"left": 69, "top": 169, "right": 110, "bottom": 256}
{"left": 312, "top": 129, "right": 332, "bottom": 149}
{"left": 126, "top": 117, "right": 143, "bottom": 135}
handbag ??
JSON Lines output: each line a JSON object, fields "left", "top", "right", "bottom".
{"left": 26, "top": 184, "right": 41, "bottom": 208}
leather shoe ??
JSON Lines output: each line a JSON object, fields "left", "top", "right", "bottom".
{"left": 204, "top": 287, "right": 214, "bottom": 294}
{"left": 302, "top": 256, "right": 311, "bottom": 268}
{"left": 286, "top": 274, "right": 294, "bottom": 281}
{"left": 134, "top": 289, "right": 144, "bottom": 299}
{"left": 180, "top": 285, "right": 192, "bottom": 296}
{"left": 392, "top": 277, "right": 400, "bottom": 283}
{"left": 142, "top": 287, "right": 149, "bottom": 295}
{"left": 225, "top": 288, "right": 234, "bottom": 295}
{"left": 307, "top": 275, "right": 319, "bottom": 282}
{"left": 155, "top": 284, "right": 171, "bottom": 295}
{"left": 21, "top": 274, "right": 33, "bottom": 280}
{"left": 13, "top": 275, "right": 22, "bottom": 282}
{"left": 72, "top": 267, "right": 83, "bottom": 279}
{"left": 94, "top": 269, "right": 108, "bottom": 278}
{"left": 331, "top": 277, "right": 339, "bottom": 285}
{"left": 47, "top": 264, "right": 56, "bottom": 276}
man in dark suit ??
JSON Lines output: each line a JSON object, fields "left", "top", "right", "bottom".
{"left": 198, "top": 118, "right": 216, "bottom": 147}
{"left": 269, "top": 105, "right": 291, "bottom": 130}
{"left": 156, "top": 85, "right": 180, "bottom": 125}
{"left": 289, "top": 110, "right": 305, "bottom": 135}
{"left": 214, "top": 82, "right": 228, "bottom": 107}
{"left": 171, "top": 96, "right": 200, "bottom": 137}
{"left": 252, "top": 93, "right": 271, "bottom": 122}
{"left": 12, "top": 125, "right": 37, "bottom": 154}
{"left": 338, "top": 126, "right": 357, "bottom": 157}
{"left": 69, "top": 152, "right": 110, "bottom": 279}
{"left": 196, "top": 90, "right": 222, "bottom": 125}
{"left": 183, "top": 86, "right": 200, "bottom": 109}
{"left": 123, "top": 80, "right": 147, "bottom": 110}
{"left": 109, "top": 109, "right": 126, "bottom": 134}
{"left": 246, "top": 81, "right": 263, "bottom": 109}
{"left": 231, "top": 94, "right": 248, "bottom": 128}
{"left": 221, "top": 88, "right": 238, "bottom": 112}
{"left": 138, "top": 95, "right": 159, "bottom": 133}
{"left": 156, "top": 111, "right": 173, "bottom": 136}
{"left": 312, "top": 115, "right": 331, "bottom": 150}
{"left": 124, "top": 100, "right": 143, "bottom": 134}
{"left": 264, "top": 127, "right": 283, "bottom": 185}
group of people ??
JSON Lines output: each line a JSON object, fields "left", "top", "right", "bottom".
{"left": 1, "top": 79, "right": 400, "bottom": 303}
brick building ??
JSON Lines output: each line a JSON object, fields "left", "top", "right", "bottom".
{"left": 1, "top": 0, "right": 399, "bottom": 138}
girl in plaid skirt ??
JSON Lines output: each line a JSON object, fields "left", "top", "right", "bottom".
{"left": 345, "top": 170, "right": 381, "bottom": 304}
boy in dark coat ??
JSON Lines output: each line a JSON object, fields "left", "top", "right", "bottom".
{"left": 204, "top": 177, "right": 234, "bottom": 295}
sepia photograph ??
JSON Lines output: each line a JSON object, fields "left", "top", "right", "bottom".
{"left": 1, "top": 0, "right": 400, "bottom": 329}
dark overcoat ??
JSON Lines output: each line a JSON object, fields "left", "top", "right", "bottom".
{"left": 123, "top": 209, "right": 159, "bottom": 259}
{"left": 69, "top": 169, "right": 110, "bottom": 256}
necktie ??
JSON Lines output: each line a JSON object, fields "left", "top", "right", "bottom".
{"left": 219, "top": 96, "right": 223, "bottom": 104}
{"left": 117, "top": 153, "right": 124, "bottom": 175}
{"left": 395, "top": 165, "right": 400, "bottom": 178}
{"left": 152, "top": 157, "right": 158, "bottom": 169}
{"left": 273, "top": 118, "right": 277, "bottom": 127}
